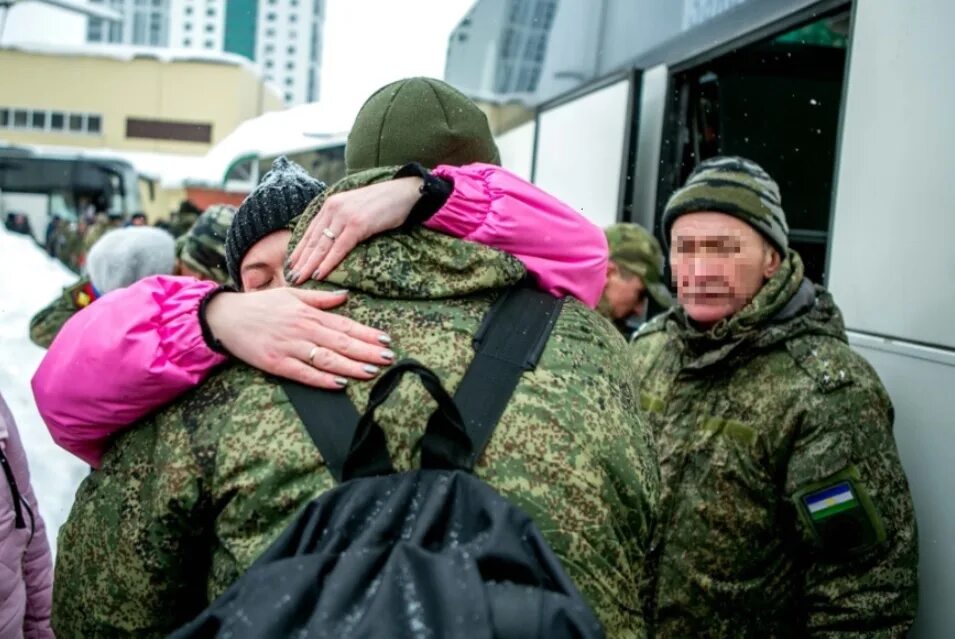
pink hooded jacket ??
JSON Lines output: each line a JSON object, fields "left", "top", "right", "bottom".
{"left": 0, "top": 393, "right": 53, "bottom": 639}
{"left": 32, "top": 163, "right": 608, "bottom": 468}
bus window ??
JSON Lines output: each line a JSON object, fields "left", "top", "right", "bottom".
{"left": 659, "top": 10, "right": 851, "bottom": 285}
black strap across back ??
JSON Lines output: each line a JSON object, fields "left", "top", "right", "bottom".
{"left": 282, "top": 285, "right": 564, "bottom": 482}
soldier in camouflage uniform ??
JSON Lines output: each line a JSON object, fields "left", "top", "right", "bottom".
{"left": 82, "top": 212, "right": 121, "bottom": 254}
{"left": 167, "top": 199, "right": 203, "bottom": 238}
{"left": 598, "top": 223, "right": 672, "bottom": 332}
{"left": 631, "top": 156, "right": 918, "bottom": 637}
{"left": 29, "top": 276, "right": 98, "bottom": 348}
{"left": 52, "top": 77, "right": 660, "bottom": 639}
{"left": 29, "top": 227, "right": 177, "bottom": 349}
{"left": 175, "top": 204, "right": 235, "bottom": 285}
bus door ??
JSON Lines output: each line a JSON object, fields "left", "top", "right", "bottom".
{"left": 655, "top": 6, "right": 851, "bottom": 286}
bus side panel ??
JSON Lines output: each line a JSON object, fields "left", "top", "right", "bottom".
{"left": 828, "top": 0, "right": 955, "bottom": 349}
{"left": 847, "top": 335, "right": 955, "bottom": 638}
{"left": 831, "top": 0, "right": 955, "bottom": 634}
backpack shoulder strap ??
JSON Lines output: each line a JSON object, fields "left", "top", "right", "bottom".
{"left": 282, "top": 381, "right": 394, "bottom": 483}
{"left": 454, "top": 286, "right": 564, "bottom": 468}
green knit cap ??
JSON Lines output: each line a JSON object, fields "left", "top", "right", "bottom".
{"left": 345, "top": 77, "right": 500, "bottom": 174}
{"left": 662, "top": 156, "right": 789, "bottom": 254}
{"left": 605, "top": 223, "right": 672, "bottom": 308}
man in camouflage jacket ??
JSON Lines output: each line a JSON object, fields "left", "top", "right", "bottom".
{"left": 52, "top": 78, "right": 660, "bottom": 639}
{"left": 632, "top": 156, "right": 918, "bottom": 637}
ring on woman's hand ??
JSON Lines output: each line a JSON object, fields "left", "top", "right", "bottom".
{"left": 322, "top": 227, "right": 337, "bottom": 240}
{"left": 308, "top": 345, "right": 319, "bottom": 365}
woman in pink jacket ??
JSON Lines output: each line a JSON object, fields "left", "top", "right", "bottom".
{"left": 32, "top": 162, "right": 608, "bottom": 469}
{"left": 0, "top": 392, "right": 53, "bottom": 639}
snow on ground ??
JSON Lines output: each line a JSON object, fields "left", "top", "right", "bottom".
{"left": 0, "top": 226, "right": 90, "bottom": 555}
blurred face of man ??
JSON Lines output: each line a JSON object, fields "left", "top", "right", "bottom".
{"left": 603, "top": 261, "right": 648, "bottom": 320}
{"left": 240, "top": 230, "right": 290, "bottom": 291}
{"left": 670, "top": 212, "right": 781, "bottom": 327}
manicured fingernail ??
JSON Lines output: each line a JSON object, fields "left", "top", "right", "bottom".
{"left": 363, "top": 364, "right": 380, "bottom": 375}
{"left": 381, "top": 349, "right": 395, "bottom": 361}
{"left": 334, "top": 377, "right": 348, "bottom": 387}
{"left": 289, "top": 271, "right": 299, "bottom": 282}
{"left": 312, "top": 269, "right": 323, "bottom": 280}
{"left": 378, "top": 334, "right": 392, "bottom": 345}
{"left": 331, "top": 289, "right": 349, "bottom": 295}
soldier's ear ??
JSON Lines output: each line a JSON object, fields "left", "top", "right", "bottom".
{"left": 762, "top": 244, "right": 782, "bottom": 279}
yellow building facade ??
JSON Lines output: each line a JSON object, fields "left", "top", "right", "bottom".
{"left": 0, "top": 45, "right": 284, "bottom": 155}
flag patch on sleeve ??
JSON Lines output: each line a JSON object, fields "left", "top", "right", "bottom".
{"left": 803, "top": 482, "right": 857, "bottom": 521}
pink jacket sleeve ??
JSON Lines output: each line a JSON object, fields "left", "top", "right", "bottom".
{"left": 31, "top": 275, "right": 226, "bottom": 468}
{"left": 428, "top": 163, "right": 608, "bottom": 308}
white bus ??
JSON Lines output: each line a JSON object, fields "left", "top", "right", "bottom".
{"left": 503, "top": 0, "right": 953, "bottom": 634}
{"left": 0, "top": 144, "right": 141, "bottom": 245}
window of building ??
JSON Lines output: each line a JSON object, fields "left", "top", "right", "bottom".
{"left": 286, "top": 61, "right": 295, "bottom": 70}
{"left": 126, "top": 117, "right": 212, "bottom": 143}
{"left": 204, "top": 39, "right": 214, "bottom": 48}
{"left": 291, "top": 0, "right": 298, "bottom": 6}
{"left": 31, "top": 111, "right": 47, "bottom": 129}
{"left": 285, "top": 77, "right": 294, "bottom": 86}
{"left": 185, "top": 6, "right": 193, "bottom": 14}
{"left": 12, "top": 109, "right": 28, "bottom": 128}
{"left": 533, "top": 0, "right": 557, "bottom": 27}
{"left": 288, "top": 45, "right": 296, "bottom": 54}
{"left": 0, "top": 109, "right": 8, "bottom": 127}
{"left": 50, "top": 112, "right": 65, "bottom": 130}
{"left": 289, "top": 13, "right": 297, "bottom": 23}
{"left": 266, "top": 12, "right": 276, "bottom": 21}
{"left": 69, "top": 114, "right": 84, "bottom": 132}
{"left": 183, "top": 38, "right": 192, "bottom": 46}
{"left": 205, "top": 23, "right": 214, "bottom": 32}
{"left": 285, "top": 92, "right": 294, "bottom": 102}
{"left": 185, "top": 22, "right": 192, "bottom": 31}
{"left": 266, "top": 28, "right": 275, "bottom": 37}
{"left": 87, "top": 115, "right": 102, "bottom": 134}
{"left": 265, "top": 44, "right": 274, "bottom": 53}
{"left": 152, "top": 0, "right": 163, "bottom": 6}
{"left": 289, "top": 29, "right": 297, "bottom": 39}
{"left": 206, "top": 7, "right": 215, "bottom": 16}
{"left": 265, "top": 60, "right": 274, "bottom": 68}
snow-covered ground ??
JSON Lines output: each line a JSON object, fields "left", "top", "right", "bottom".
{"left": 0, "top": 226, "right": 90, "bottom": 554}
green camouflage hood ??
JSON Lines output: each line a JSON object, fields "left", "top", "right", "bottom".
{"left": 179, "top": 204, "right": 235, "bottom": 285}
{"left": 667, "top": 250, "right": 845, "bottom": 369}
{"left": 287, "top": 167, "right": 526, "bottom": 298}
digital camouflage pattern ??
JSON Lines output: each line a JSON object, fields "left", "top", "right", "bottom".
{"left": 29, "top": 276, "right": 95, "bottom": 348}
{"left": 82, "top": 215, "right": 121, "bottom": 253}
{"left": 604, "top": 223, "right": 671, "bottom": 309}
{"left": 178, "top": 204, "right": 235, "bottom": 285}
{"left": 630, "top": 250, "right": 918, "bottom": 638}
{"left": 53, "top": 168, "right": 660, "bottom": 639}
{"left": 662, "top": 155, "right": 790, "bottom": 254}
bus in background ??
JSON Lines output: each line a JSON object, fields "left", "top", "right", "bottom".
{"left": 0, "top": 144, "right": 140, "bottom": 247}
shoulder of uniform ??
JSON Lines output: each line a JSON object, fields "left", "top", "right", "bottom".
{"left": 784, "top": 333, "right": 860, "bottom": 394}
{"left": 629, "top": 310, "right": 671, "bottom": 344}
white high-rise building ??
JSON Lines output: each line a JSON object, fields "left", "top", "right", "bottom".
{"left": 86, "top": 0, "right": 325, "bottom": 106}
{"left": 87, "top": 0, "right": 172, "bottom": 47}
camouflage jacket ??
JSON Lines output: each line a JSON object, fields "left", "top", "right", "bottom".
{"left": 53, "top": 169, "right": 660, "bottom": 639}
{"left": 29, "top": 277, "right": 95, "bottom": 348}
{"left": 630, "top": 251, "right": 918, "bottom": 638}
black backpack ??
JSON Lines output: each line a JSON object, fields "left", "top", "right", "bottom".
{"left": 170, "top": 287, "right": 604, "bottom": 639}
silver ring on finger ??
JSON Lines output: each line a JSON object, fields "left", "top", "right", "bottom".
{"left": 308, "top": 345, "right": 320, "bottom": 365}
{"left": 322, "top": 227, "right": 337, "bottom": 241}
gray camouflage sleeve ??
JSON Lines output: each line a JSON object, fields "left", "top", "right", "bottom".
{"left": 785, "top": 381, "right": 918, "bottom": 638}
{"left": 52, "top": 407, "right": 212, "bottom": 638}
